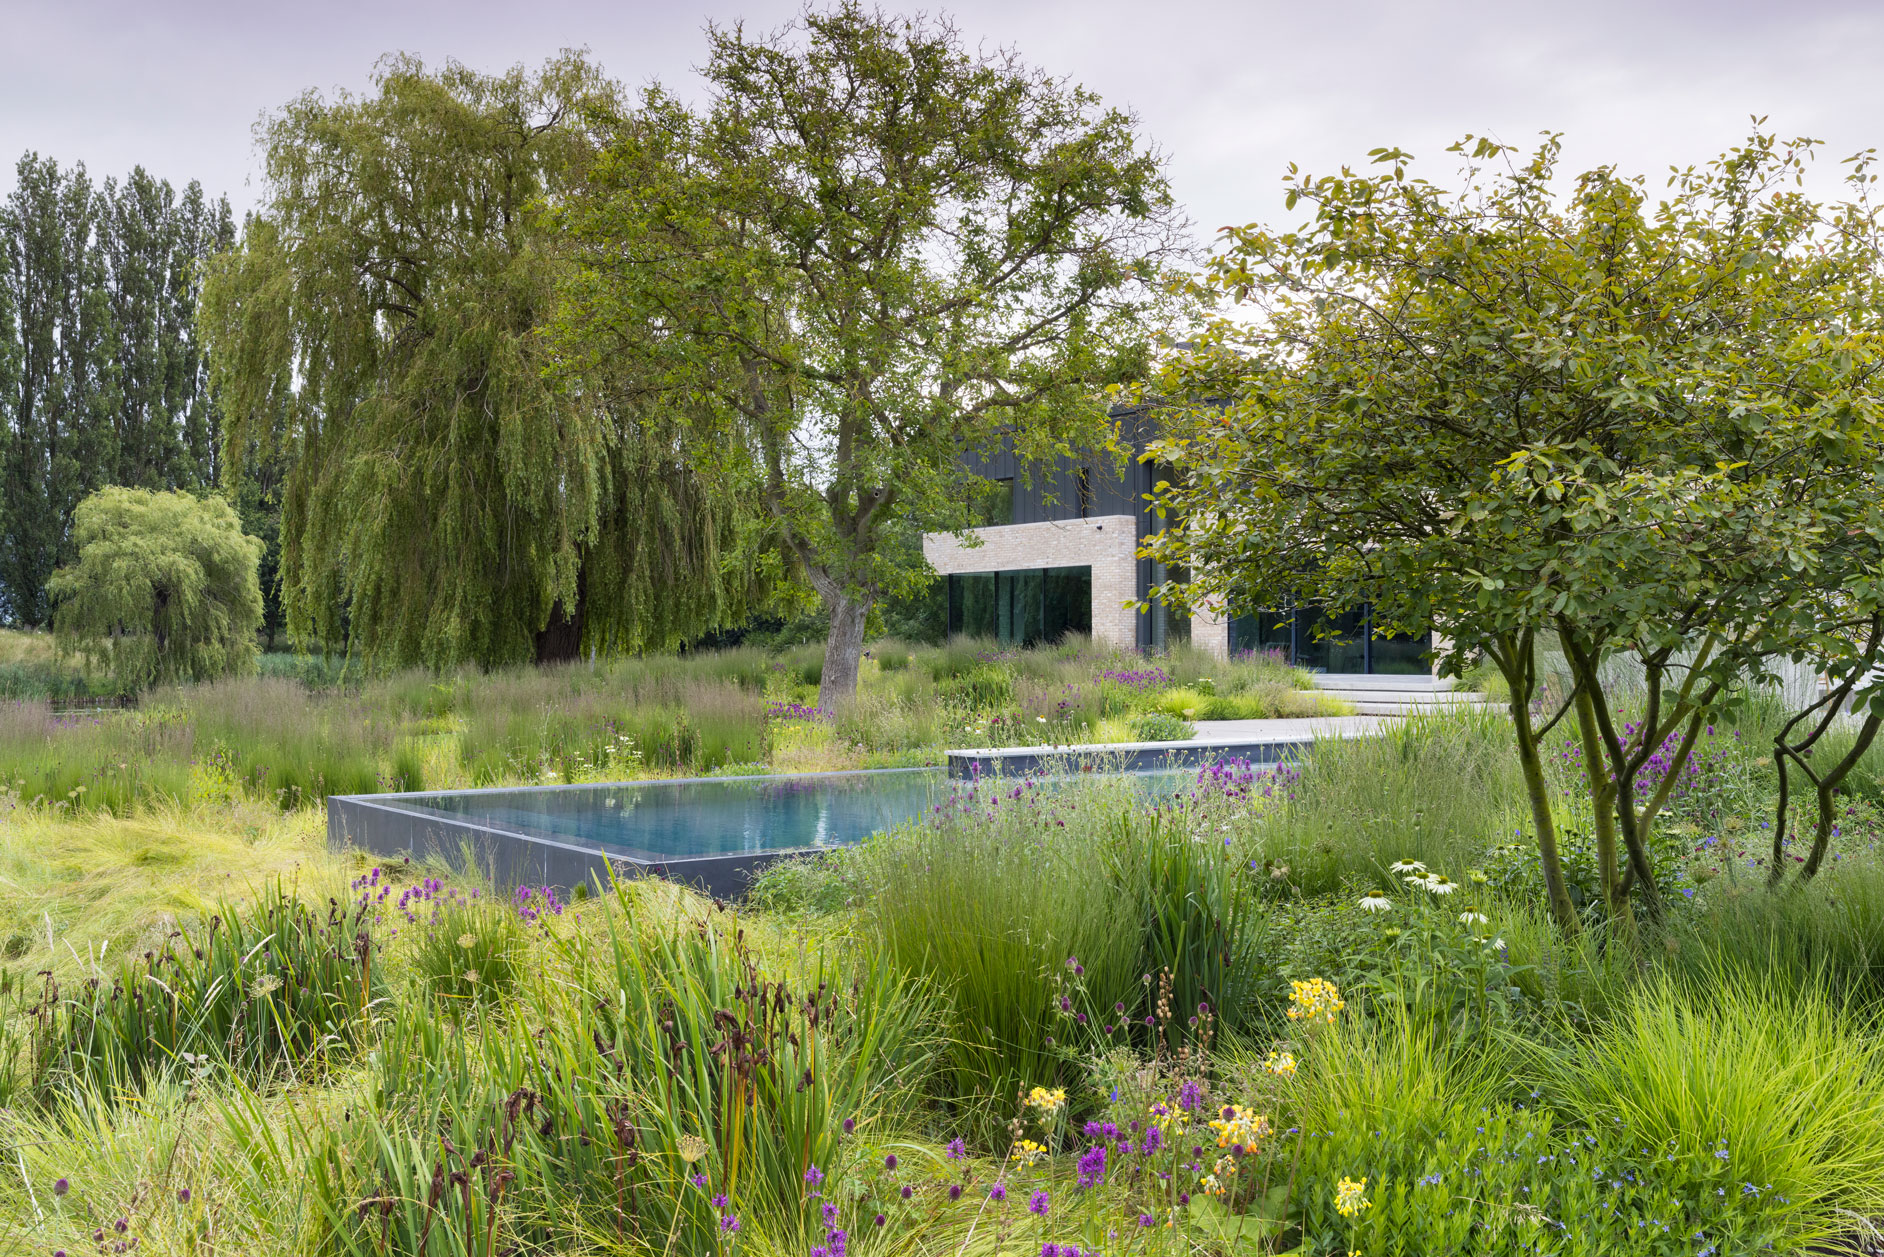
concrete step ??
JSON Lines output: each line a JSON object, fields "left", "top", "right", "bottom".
{"left": 1309, "top": 672, "right": 1458, "bottom": 692}
{"left": 1296, "top": 688, "right": 1491, "bottom": 717}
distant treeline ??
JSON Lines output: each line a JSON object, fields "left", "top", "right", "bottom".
{"left": 0, "top": 153, "right": 282, "bottom": 638}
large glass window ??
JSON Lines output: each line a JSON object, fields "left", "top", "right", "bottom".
{"left": 1229, "top": 603, "right": 1430, "bottom": 674}
{"left": 947, "top": 566, "right": 1091, "bottom": 646}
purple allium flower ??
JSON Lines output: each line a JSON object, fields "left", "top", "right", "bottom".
{"left": 1028, "top": 1191, "right": 1050, "bottom": 1216}
{"left": 843, "top": 1118, "right": 855, "bottom": 1134}
{"left": 900, "top": 1184, "right": 912, "bottom": 1199}
{"left": 1178, "top": 1192, "right": 1190, "bottom": 1205}
{"left": 873, "top": 1213, "right": 886, "bottom": 1228}
{"left": 884, "top": 1153, "right": 897, "bottom": 1169}
{"left": 177, "top": 1188, "right": 190, "bottom": 1203}
{"left": 948, "top": 1184, "right": 963, "bottom": 1200}
{"left": 53, "top": 1178, "right": 68, "bottom": 1196}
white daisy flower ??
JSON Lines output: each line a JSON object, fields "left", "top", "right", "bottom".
{"left": 1389, "top": 859, "right": 1428, "bottom": 875}
{"left": 1358, "top": 894, "right": 1394, "bottom": 912}
{"left": 1459, "top": 911, "right": 1489, "bottom": 926}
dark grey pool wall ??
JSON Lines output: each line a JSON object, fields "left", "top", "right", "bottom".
{"left": 326, "top": 794, "right": 789, "bottom": 901}
{"left": 944, "top": 736, "right": 1310, "bottom": 778}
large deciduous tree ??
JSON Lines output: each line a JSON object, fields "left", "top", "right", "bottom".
{"left": 1143, "top": 132, "right": 1884, "bottom": 935}
{"left": 553, "top": 4, "right": 1185, "bottom": 706}
{"left": 200, "top": 54, "right": 766, "bottom": 670}
{"left": 50, "top": 486, "right": 263, "bottom": 687}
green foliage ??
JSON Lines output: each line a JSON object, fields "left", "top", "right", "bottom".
{"left": 410, "top": 897, "right": 525, "bottom": 1015}
{"left": 856, "top": 776, "right": 1140, "bottom": 1142}
{"left": 23, "top": 887, "right": 378, "bottom": 1099}
{"left": 50, "top": 487, "right": 263, "bottom": 687}
{"left": 1534, "top": 972, "right": 1884, "bottom": 1242}
{"left": 1264, "top": 708, "right": 1524, "bottom": 894}
{"left": 0, "top": 154, "right": 235, "bottom": 629}
{"left": 201, "top": 54, "right": 768, "bottom": 670}
{"left": 1148, "top": 129, "right": 1884, "bottom": 931}
{"left": 1128, "top": 709, "right": 1196, "bottom": 742}
{"left": 317, "top": 891, "right": 937, "bottom": 1255}
{"left": 554, "top": 3, "right": 1183, "bottom": 702}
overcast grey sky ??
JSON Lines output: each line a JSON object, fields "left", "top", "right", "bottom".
{"left": 4, "top": 0, "right": 1882, "bottom": 246}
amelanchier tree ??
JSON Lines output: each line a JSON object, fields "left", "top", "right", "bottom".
{"left": 1142, "top": 131, "right": 1884, "bottom": 935}
{"left": 50, "top": 487, "right": 263, "bottom": 687}
{"left": 200, "top": 54, "right": 768, "bottom": 669}
{"left": 553, "top": 4, "right": 1186, "bottom": 706}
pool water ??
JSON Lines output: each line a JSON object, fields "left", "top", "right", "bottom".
{"left": 386, "top": 768, "right": 949, "bottom": 863}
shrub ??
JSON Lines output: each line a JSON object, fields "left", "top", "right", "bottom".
{"left": 1129, "top": 710, "right": 1195, "bottom": 742}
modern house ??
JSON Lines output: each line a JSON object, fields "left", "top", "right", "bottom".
{"left": 920, "top": 407, "right": 1434, "bottom": 673}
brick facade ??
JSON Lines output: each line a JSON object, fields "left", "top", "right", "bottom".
{"left": 922, "top": 516, "right": 1139, "bottom": 650}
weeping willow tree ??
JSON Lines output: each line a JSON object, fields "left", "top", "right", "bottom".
{"left": 198, "top": 53, "right": 768, "bottom": 668}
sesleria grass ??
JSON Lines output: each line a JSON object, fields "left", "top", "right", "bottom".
{"left": 1533, "top": 967, "right": 1884, "bottom": 1243}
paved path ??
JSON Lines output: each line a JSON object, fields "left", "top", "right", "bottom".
{"left": 945, "top": 713, "right": 1400, "bottom": 777}
{"left": 1190, "top": 715, "right": 1396, "bottom": 742}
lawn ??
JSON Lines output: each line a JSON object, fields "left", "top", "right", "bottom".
{"left": 5, "top": 648, "right": 1884, "bottom": 1255}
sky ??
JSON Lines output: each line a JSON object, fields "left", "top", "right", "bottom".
{"left": 4, "top": 0, "right": 1884, "bottom": 248}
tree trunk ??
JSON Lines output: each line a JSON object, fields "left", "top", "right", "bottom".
{"left": 818, "top": 589, "right": 872, "bottom": 710}
{"left": 534, "top": 581, "right": 585, "bottom": 666}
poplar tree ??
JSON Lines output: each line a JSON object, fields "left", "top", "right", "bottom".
{"left": 200, "top": 54, "right": 766, "bottom": 669}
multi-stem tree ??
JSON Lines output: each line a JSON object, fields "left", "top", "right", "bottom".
{"left": 552, "top": 4, "right": 1185, "bottom": 705}
{"left": 1143, "top": 131, "right": 1884, "bottom": 934}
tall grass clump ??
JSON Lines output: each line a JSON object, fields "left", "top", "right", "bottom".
{"left": 181, "top": 677, "right": 389, "bottom": 805}
{"left": 1261, "top": 708, "right": 1525, "bottom": 892}
{"left": 854, "top": 774, "right": 1141, "bottom": 1140}
{"left": 0, "top": 701, "right": 194, "bottom": 812}
{"left": 23, "top": 886, "right": 380, "bottom": 1098}
{"left": 1536, "top": 969, "right": 1884, "bottom": 1243}
{"left": 1671, "top": 853, "right": 1884, "bottom": 1003}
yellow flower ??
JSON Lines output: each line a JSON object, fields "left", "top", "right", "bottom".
{"left": 1011, "top": 1139, "right": 1047, "bottom": 1166}
{"left": 1207, "top": 1104, "right": 1272, "bottom": 1152}
{"left": 1263, "top": 1050, "right": 1298, "bottom": 1079}
{"left": 1286, "top": 978, "right": 1345, "bottom": 1024}
{"left": 1335, "top": 1175, "right": 1371, "bottom": 1218}
{"left": 1027, "top": 1086, "right": 1067, "bottom": 1114}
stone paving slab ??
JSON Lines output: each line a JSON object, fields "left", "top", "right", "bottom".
{"left": 944, "top": 714, "right": 1398, "bottom": 778}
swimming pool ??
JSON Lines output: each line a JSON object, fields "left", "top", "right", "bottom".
{"left": 325, "top": 757, "right": 1289, "bottom": 899}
